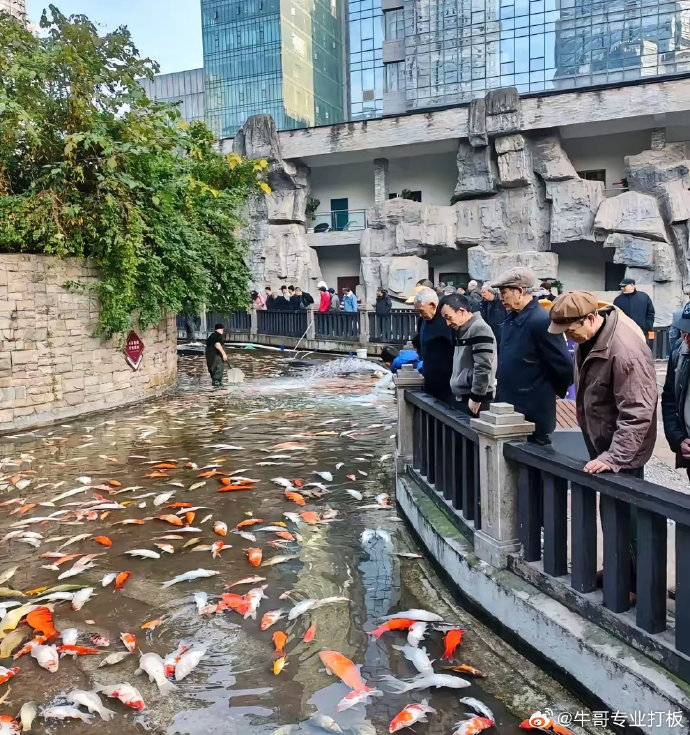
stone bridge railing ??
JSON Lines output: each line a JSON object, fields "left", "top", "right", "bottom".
{"left": 395, "top": 365, "right": 690, "bottom": 691}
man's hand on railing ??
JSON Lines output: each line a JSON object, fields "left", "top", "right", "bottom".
{"left": 583, "top": 458, "right": 613, "bottom": 473}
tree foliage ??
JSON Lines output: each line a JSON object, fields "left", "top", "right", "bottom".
{"left": 0, "top": 5, "right": 267, "bottom": 336}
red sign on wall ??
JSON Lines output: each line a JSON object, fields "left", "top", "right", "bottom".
{"left": 124, "top": 330, "right": 145, "bottom": 371}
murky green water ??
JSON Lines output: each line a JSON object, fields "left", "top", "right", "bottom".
{"left": 0, "top": 351, "right": 598, "bottom": 734}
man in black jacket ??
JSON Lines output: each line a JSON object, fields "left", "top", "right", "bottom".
{"left": 479, "top": 283, "right": 507, "bottom": 343}
{"left": 662, "top": 302, "right": 690, "bottom": 476}
{"left": 493, "top": 267, "right": 573, "bottom": 445}
{"left": 413, "top": 287, "right": 455, "bottom": 403}
{"left": 613, "top": 278, "right": 655, "bottom": 335}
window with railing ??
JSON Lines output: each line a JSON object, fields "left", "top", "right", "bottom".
{"left": 311, "top": 209, "right": 367, "bottom": 232}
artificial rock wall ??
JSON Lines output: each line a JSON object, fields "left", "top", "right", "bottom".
{"left": 356, "top": 88, "right": 688, "bottom": 322}
{"left": 233, "top": 116, "right": 323, "bottom": 291}
{"left": 0, "top": 255, "right": 178, "bottom": 433}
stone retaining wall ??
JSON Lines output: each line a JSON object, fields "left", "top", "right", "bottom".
{"left": 0, "top": 254, "right": 177, "bottom": 433}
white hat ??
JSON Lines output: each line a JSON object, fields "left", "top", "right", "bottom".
{"left": 317, "top": 281, "right": 327, "bottom": 289}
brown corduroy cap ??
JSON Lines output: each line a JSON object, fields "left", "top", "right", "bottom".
{"left": 547, "top": 291, "right": 599, "bottom": 334}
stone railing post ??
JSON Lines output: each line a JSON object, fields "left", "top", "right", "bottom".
{"left": 307, "top": 308, "right": 316, "bottom": 340}
{"left": 199, "top": 307, "right": 207, "bottom": 340}
{"left": 394, "top": 364, "right": 424, "bottom": 472}
{"left": 470, "top": 402, "right": 535, "bottom": 569}
{"left": 359, "top": 309, "right": 370, "bottom": 346}
{"left": 250, "top": 307, "right": 258, "bottom": 340}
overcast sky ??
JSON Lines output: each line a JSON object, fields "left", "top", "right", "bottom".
{"left": 25, "top": 0, "right": 204, "bottom": 74}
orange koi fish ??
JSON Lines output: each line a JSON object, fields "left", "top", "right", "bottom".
{"left": 284, "top": 491, "right": 305, "bottom": 506}
{"left": 219, "top": 592, "right": 250, "bottom": 616}
{"left": 185, "top": 511, "right": 196, "bottom": 525}
{"left": 166, "top": 502, "right": 192, "bottom": 509}
{"left": 13, "top": 636, "right": 46, "bottom": 660}
{"left": 144, "top": 470, "right": 169, "bottom": 478}
{"left": 292, "top": 478, "right": 303, "bottom": 488}
{"left": 57, "top": 645, "right": 101, "bottom": 656}
{"left": 303, "top": 623, "right": 316, "bottom": 643}
{"left": 153, "top": 463, "right": 177, "bottom": 470}
{"left": 275, "top": 531, "right": 295, "bottom": 541}
{"left": 453, "top": 716, "right": 494, "bottom": 734}
{"left": 390, "top": 702, "right": 436, "bottom": 733}
{"left": 318, "top": 650, "right": 373, "bottom": 692}
{"left": 369, "top": 618, "right": 416, "bottom": 640}
{"left": 141, "top": 619, "right": 165, "bottom": 631}
{"left": 93, "top": 536, "right": 112, "bottom": 547}
{"left": 272, "top": 631, "right": 287, "bottom": 655}
{"left": 107, "top": 479, "right": 122, "bottom": 487}
{"left": 236, "top": 519, "right": 264, "bottom": 530}
{"left": 213, "top": 521, "right": 227, "bottom": 537}
{"left": 26, "top": 607, "right": 57, "bottom": 639}
{"left": 441, "top": 629, "right": 466, "bottom": 660}
{"left": 197, "top": 470, "right": 225, "bottom": 478}
{"left": 156, "top": 514, "right": 183, "bottom": 527}
{"left": 260, "top": 610, "right": 283, "bottom": 631}
{"left": 246, "top": 548, "right": 262, "bottom": 567}
{"left": 211, "top": 541, "right": 225, "bottom": 559}
{"left": 520, "top": 718, "right": 574, "bottom": 735}
{"left": 0, "top": 668, "right": 18, "bottom": 685}
{"left": 273, "top": 656, "right": 287, "bottom": 675}
{"left": 115, "top": 571, "right": 131, "bottom": 591}
{"left": 300, "top": 511, "right": 319, "bottom": 525}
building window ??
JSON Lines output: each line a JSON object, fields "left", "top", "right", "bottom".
{"left": 385, "top": 61, "right": 404, "bottom": 91}
{"left": 440, "top": 272, "right": 470, "bottom": 288}
{"left": 384, "top": 9, "right": 405, "bottom": 41}
{"left": 578, "top": 169, "right": 607, "bottom": 186}
{"left": 605, "top": 262, "right": 627, "bottom": 291}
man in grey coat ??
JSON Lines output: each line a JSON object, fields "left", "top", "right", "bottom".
{"left": 440, "top": 292, "right": 497, "bottom": 415}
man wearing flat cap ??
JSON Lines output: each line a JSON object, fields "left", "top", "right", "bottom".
{"left": 549, "top": 291, "right": 657, "bottom": 474}
{"left": 493, "top": 267, "right": 573, "bottom": 445}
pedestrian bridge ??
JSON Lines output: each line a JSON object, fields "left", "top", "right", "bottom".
{"left": 393, "top": 366, "right": 690, "bottom": 734}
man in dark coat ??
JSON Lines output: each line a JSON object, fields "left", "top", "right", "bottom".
{"left": 413, "top": 287, "right": 454, "bottom": 403}
{"left": 479, "top": 283, "right": 507, "bottom": 343}
{"left": 494, "top": 267, "right": 573, "bottom": 445}
{"left": 662, "top": 302, "right": 690, "bottom": 477}
{"left": 375, "top": 289, "right": 392, "bottom": 314}
{"left": 613, "top": 278, "right": 655, "bottom": 335}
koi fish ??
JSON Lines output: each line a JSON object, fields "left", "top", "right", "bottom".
{"left": 519, "top": 716, "right": 574, "bottom": 735}
{"left": 93, "top": 536, "right": 112, "bottom": 547}
{"left": 273, "top": 656, "right": 287, "bottom": 675}
{"left": 136, "top": 652, "right": 176, "bottom": 693}
{"left": 213, "top": 521, "right": 227, "bottom": 537}
{"left": 211, "top": 541, "right": 226, "bottom": 558}
{"left": 68, "top": 689, "right": 116, "bottom": 721}
{"left": 115, "top": 571, "right": 131, "bottom": 590}
{"left": 273, "top": 631, "right": 287, "bottom": 655}
{"left": 389, "top": 701, "right": 436, "bottom": 733}
{"left": 284, "top": 491, "right": 305, "bottom": 506}
{"left": 31, "top": 644, "right": 59, "bottom": 672}
{"left": 0, "top": 667, "right": 18, "bottom": 685}
{"left": 125, "top": 549, "right": 161, "bottom": 559}
{"left": 442, "top": 628, "right": 466, "bottom": 660}
{"left": 120, "top": 632, "right": 136, "bottom": 652}
{"left": 304, "top": 623, "right": 316, "bottom": 642}
{"left": 407, "top": 621, "right": 428, "bottom": 647}
{"left": 392, "top": 644, "right": 434, "bottom": 675}
{"left": 163, "top": 643, "right": 190, "bottom": 677}
{"left": 98, "top": 651, "right": 132, "bottom": 668}
{"left": 383, "top": 609, "right": 443, "bottom": 623}
{"left": 57, "top": 645, "right": 102, "bottom": 656}
{"left": 444, "top": 664, "right": 486, "bottom": 677}
{"left": 155, "top": 543, "right": 175, "bottom": 554}
{"left": 235, "top": 519, "right": 263, "bottom": 530}
{"left": 300, "top": 511, "right": 319, "bottom": 525}
{"left": 175, "top": 647, "right": 205, "bottom": 681}
{"left": 459, "top": 698, "right": 495, "bottom": 722}
{"left": 156, "top": 514, "right": 183, "bottom": 527}
{"left": 381, "top": 673, "right": 471, "bottom": 693}
{"left": 225, "top": 575, "right": 266, "bottom": 588}
{"left": 71, "top": 587, "right": 95, "bottom": 611}
{"left": 246, "top": 548, "right": 262, "bottom": 567}
{"left": 369, "top": 618, "right": 416, "bottom": 639}
{"left": 25, "top": 607, "right": 57, "bottom": 639}
{"left": 12, "top": 636, "right": 46, "bottom": 660}
{"left": 41, "top": 707, "right": 92, "bottom": 722}
{"left": 95, "top": 682, "right": 146, "bottom": 710}
{"left": 141, "top": 619, "right": 165, "bottom": 631}
{"left": 260, "top": 610, "right": 284, "bottom": 631}
{"left": 318, "top": 650, "right": 379, "bottom": 695}
{"left": 19, "top": 702, "right": 37, "bottom": 732}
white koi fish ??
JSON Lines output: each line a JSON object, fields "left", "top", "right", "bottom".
{"left": 174, "top": 647, "right": 206, "bottom": 681}
{"left": 136, "top": 652, "right": 176, "bottom": 694}
{"left": 381, "top": 673, "right": 470, "bottom": 693}
{"left": 68, "top": 690, "right": 116, "bottom": 721}
{"left": 161, "top": 569, "right": 220, "bottom": 588}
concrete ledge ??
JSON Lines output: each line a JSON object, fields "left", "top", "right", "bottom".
{"left": 396, "top": 472, "right": 690, "bottom": 734}
{"left": 182, "top": 333, "right": 390, "bottom": 356}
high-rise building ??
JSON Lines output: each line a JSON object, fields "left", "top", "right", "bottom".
{"left": 201, "top": 0, "right": 347, "bottom": 138}
{"left": 381, "top": 0, "right": 690, "bottom": 116}
{"left": 348, "top": 0, "right": 383, "bottom": 120}
{"left": 138, "top": 69, "right": 206, "bottom": 124}
{"left": 0, "top": 0, "right": 26, "bottom": 22}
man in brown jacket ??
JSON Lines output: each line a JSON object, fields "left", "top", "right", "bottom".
{"left": 548, "top": 291, "right": 657, "bottom": 474}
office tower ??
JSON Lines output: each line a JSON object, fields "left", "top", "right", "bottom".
{"left": 138, "top": 69, "right": 206, "bottom": 124}
{"left": 349, "top": 0, "right": 384, "bottom": 120}
{"left": 201, "top": 0, "right": 347, "bottom": 138}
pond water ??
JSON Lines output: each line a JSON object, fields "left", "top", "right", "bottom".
{"left": 0, "top": 350, "right": 601, "bottom": 734}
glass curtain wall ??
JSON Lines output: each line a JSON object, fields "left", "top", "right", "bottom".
{"left": 202, "top": 0, "right": 345, "bottom": 137}
{"left": 398, "top": 0, "right": 690, "bottom": 112}
{"left": 349, "top": 0, "right": 384, "bottom": 119}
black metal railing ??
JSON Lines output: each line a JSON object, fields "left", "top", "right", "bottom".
{"left": 207, "top": 310, "right": 251, "bottom": 333}
{"left": 314, "top": 312, "right": 360, "bottom": 341}
{"left": 369, "top": 310, "right": 418, "bottom": 344}
{"left": 405, "top": 391, "right": 480, "bottom": 536}
{"left": 504, "top": 441, "right": 690, "bottom": 680}
{"left": 257, "top": 310, "right": 308, "bottom": 338}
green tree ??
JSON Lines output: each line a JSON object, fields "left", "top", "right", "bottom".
{"left": 0, "top": 5, "right": 267, "bottom": 336}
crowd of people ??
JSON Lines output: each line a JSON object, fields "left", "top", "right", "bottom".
{"left": 251, "top": 282, "right": 364, "bottom": 313}
{"left": 384, "top": 269, "right": 666, "bottom": 480}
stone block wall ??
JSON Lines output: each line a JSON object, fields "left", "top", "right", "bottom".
{"left": 0, "top": 254, "right": 177, "bottom": 433}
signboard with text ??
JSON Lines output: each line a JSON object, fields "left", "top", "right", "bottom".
{"left": 124, "top": 330, "right": 145, "bottom": 371}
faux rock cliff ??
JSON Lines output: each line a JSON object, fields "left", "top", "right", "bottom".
{"left": 233, "top": 115, "right": 322, "bottom": 291}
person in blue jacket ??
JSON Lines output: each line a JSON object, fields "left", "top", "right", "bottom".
{"left": 343, "top": 287, "right": 358, "bottom": 312}
{"left": 381, "top": 345, "right": 419, "bottom": 373}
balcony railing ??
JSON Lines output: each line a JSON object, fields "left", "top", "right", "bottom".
{"left": 310, "top": 209, "right": 368, "bottom": 233}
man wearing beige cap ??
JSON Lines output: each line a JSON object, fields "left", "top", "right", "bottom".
{"left": 493, "top": 266, "right": 573, "bottom": 445}
{"left": 548, "top": 291, "right": 657, "bottom": 474}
